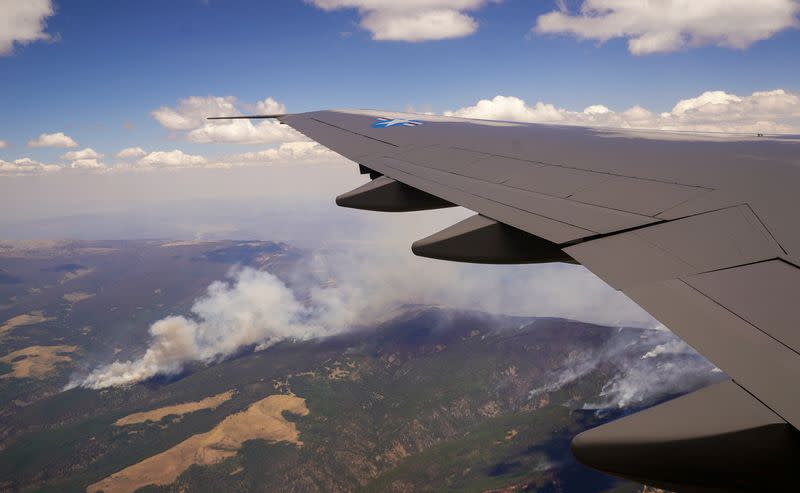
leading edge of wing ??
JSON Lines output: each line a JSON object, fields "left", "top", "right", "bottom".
{"left": 207, "top": 114, "right": 287, "bottom": 120}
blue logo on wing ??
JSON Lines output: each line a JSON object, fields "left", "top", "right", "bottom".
{"left": 372, "top": 117, "right": 423, "bottom": 128}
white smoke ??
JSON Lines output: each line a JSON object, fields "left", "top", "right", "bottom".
{"left": 529, "top": 328, "right": 724, "bottom": 409}
{"left": 79, "top": 268, "right": 330, "bottom": 389}
{"left": 77, "top": 208, "right": 661, "bottom": 389}
{"left": 597, "top": 355, "right": 720, "bottom": 408}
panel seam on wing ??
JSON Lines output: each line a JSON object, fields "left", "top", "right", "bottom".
{"left": 677, "top": 277, "right": 800, "bottom": 361}
{"left": 376, "top": 156, "right": 607, "bottom": 234}
{"left": 450, "top": 146, "right": 714, "bottom": 190}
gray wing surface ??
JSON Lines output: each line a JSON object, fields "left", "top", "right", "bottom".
{"left": 267, "top": 109, "right": 800, "bottom": 492}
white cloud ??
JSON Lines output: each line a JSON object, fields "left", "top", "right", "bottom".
{"left": 151, "top": 96, "right": 299, "bottom": 144}
{"left": 445, "top": 89, "right": 800, "bottom": 133}
{"left": 61, "top": 147, "right": 102, "bottom": 161}
{"left": 0, "top": 157, "right": 60, "bottom": 175}
{"left": 116, "top": 147, "right": 147, "bottom": 159}
{"left": 137, "top": 150, "right": 208, "bottom": 168}
{"left": 222, "top": 141, "right": 346, "bottom": 167}
{"left": 70, "top": 159, "right": 105, "bottom": 170}
{"left": 445, "top": 95, "right": 567, "bottom": 122}
{"left": 58, "top": 148, "right": 106, "bottom": 170}
{"left": 534, "top": 0, "right": 800, "bottom": 55}
{"left": 0, "top": 0, "right": 55, "bottom": 56}
{"left": 0, "top": 140, "right": 9, "bottom": 149}
{"left": 27, "top": 132, "right": 78, "bottom": 148}
{"left": 253, "top": 97, "right": 287, "bottom": 115}
{"left": 306, "top": 0, "right": 496, "bottom": 41}
{"left": 152, "top": 96, "right": 238, "bottom": 131}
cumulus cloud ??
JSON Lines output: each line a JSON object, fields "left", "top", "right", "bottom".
{"left": 306, "top": 0, "right": 496, "bottom": 41}
{"left": 534, "top": 0, "right": 800, "bottom": 55}
{"left": 152, "top": 96, "right": 300, "bottom": 144}
{"left": 116, "top": 147, "right": 147, "bottom": 159}
{"left": 69, "top": 159, "right": 105, "bottom": 170}
{"left": 0, "top": 157, "right": 60, "bottom": 175}
{"left": 27, "top": 132, "right": 78, "bottom": 148}
{"left": 61, "top": 147, "right": 102, "bottom": 161}
{"left": 7, "top": 141, "right": 345, "bottom": 174}
{"left": 0, "top": 0, "right": 55, "bottom": 56}
{"left": 445, "top": 89, "right": 800, "bottom": 133}
{"left": 152, "top": 96, "right": 238, "bottom": 130}
{"left": 137, "top": 149, "right": 208, "bottom": 168}
{"left": 58, "top": 148, "right": 106, "bottom": 170}
{"left": 221, "top": 141, "right": 347, "bottom": 167}
{"left": 0, "top": 140, "right": 9, "bottom": 149}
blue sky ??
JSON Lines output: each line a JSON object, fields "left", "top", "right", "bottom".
{"left": 0, "top": 0, "right": 799, "bottom": 168}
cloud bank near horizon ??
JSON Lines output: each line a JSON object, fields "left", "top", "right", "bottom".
{"left": 3, "top": 88, "right": 799, "bottom": 175}
{"left": 445, "top": 89, "right": 800, "bottom": 134}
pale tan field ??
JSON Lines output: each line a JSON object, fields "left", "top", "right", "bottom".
{"left": 87, "top": 394, "right": 309, "bottom": 493}
{"left": 0, "top": 311, "right": 54, "bottom": 337}
{"left": 115, "top": 391, "right": 235, "bottom": 426}
{"left": 63, "top": 292, "right": 96, "bottom": 303}
{"left": 0, "top": 345, "right": 78, "bottom": 379}
{"left": 61, "top": 267, "right": 95, "bottom": 283}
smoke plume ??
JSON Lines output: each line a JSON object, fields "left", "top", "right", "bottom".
{"left": 79, "top": 268, "right": 332, "bottom": 388}
{"left": 529, "top": 329, "right": 724, "bottom": 409}
{"left": 77, "top": 208, "right": 663, "bottom": 389}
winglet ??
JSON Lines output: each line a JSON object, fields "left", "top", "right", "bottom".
{"left": 207, "top": 114, "right": 286, "bottom": 120}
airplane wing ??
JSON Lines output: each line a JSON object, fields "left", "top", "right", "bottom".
{"left": 217, "top": 110, "right": 800, "bottom": 492}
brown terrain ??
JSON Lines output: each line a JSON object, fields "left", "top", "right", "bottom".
{"left": 0, "top": 345, "right": 78, "bottom": 379}
{"left": 87, "top": 394, "right": 309, "bottom": 493}
{"left": 114, "top": 391, "right": 236, "bottom": 426}
{"left": 62, "top": 292, "right": 96, "bottom": 303}
{"left": 0, "top": 311, "right": 54, "bottom": 337}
